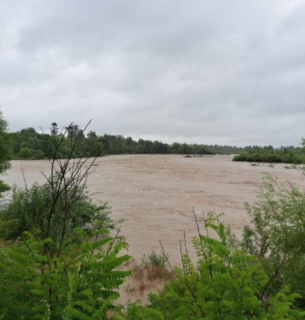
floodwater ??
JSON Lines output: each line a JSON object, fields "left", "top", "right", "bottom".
{"left": 3, "top": 155, "right": 305, "bottom": 266}
{"left": 3, "top": 155, "right": 305, "bottom": 304}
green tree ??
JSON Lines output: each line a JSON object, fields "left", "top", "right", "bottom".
{"left": 87, "top": 130, "right": 97, "bottom": 139}
{"left": 50, "top": 122, "right": 59, "bottom": 136}
{"left": 0, "top": 110, "right": 11, "bottom": 193}
{"left": 66, "top": 124, "right": 84, "bottom": 139}
{"left": 241, "top": 175, "right": 305, "bottom": 307}
{"left": 16, "top": 147, "right": 36, "bottom": 159}
{"left": 0, "top": 182, "right": 112, "bottom": 244}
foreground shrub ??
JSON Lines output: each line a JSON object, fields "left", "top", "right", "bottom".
{"left": 0, "top": 121, "right": 112, "bottom": 254}
{"left": 241, "top": 175, "right": 305, "bottom": 307}
{"left": 0, "top": 182, "right": 111, "bottom": 243}
{"left": 0, "top": 122, "right": 133, "bottom": 319}
{"left": 0, "top": 227, "right": 131, "bottom": 319}
{"left": 0, "top": 179, "right": 10, "bottom": 193}
{"left": 0, "top": 110, "right": 11, "bottom": 194}
{"left": 127, "top": 212, "right": 305, "bottom": 319}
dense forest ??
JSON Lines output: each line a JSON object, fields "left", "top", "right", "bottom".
{"left": 8, "top": 124, "right": 304, "bottom": 164}
{"left": 8, "top": 123, "right": 247, "bottom": 159}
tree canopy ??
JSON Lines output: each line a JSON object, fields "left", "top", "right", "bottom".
{"left": 0, "top": 110, "right": 11, "bottom": 192}
{"left": 5, "top": 123, "right": 254, "bottom": 160}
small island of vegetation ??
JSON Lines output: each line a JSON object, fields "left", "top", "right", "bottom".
{"left": 233, "top": 144, "right": 305, "bottom": 164}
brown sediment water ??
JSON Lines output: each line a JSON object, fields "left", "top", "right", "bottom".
{"left": 2, "top": 155, "right": 305, "bottom": 304}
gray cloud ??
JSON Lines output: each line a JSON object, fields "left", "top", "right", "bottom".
{"left": 1, "top": 0, "right": 305, "bottom": 147}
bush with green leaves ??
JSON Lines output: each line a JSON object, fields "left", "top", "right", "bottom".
{"left": 0, "top": 181, "right": 115, "bottom": 246}
{"left": 0, "top": 110, "right": 11, "bottom": 193}
{"left": 241, "top": 175, "right": 305, "bottom": 308}
{"left": 0, "top": 179, "right": 10, "bottom": 193}
{"left": 0, "top": 122, "right": 112, "bottom": 253}
{"left": 127, "top": 212, "right": 305, "bottom": 319}
{"left": 141, "top": 251, "right": 167, "bottom": 268}
{"left": 0, "top": 226, "right": 131, "bottom": 319}
{"left": 232, "top": 146, "right": 305, "bottom": 164}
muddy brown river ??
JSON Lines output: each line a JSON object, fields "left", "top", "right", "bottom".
{"left": 3, "top": 155, "right": 305, "bottom": 266}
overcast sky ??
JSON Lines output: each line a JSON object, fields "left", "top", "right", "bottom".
{"left": 1, "top": 1, "right": 305, "bottom": 147}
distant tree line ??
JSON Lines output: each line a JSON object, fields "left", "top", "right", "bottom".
{"left": 7, "top": 123, "right": 246, "bottom": 160}
{"left": 8, "top": 123, "right": 303, "bottom": 162}
{"left": 233, "top": 145, "right": 305, "bottom": 164}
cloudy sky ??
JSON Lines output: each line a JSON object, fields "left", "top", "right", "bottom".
{"left": 1, "top": 1, "right": 305, "bottom": 147}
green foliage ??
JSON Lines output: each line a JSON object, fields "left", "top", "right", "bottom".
{"left": 141, "top": 251, "right": 167, "bottom": 268}
{"left": 0, "top": 121, "right": 131, "bottom": 319}
{"left": 0, "top": 228, "right": 131, "bottom": 319}
{"left": 6, "top": 123, "right": 256, "bottom": 159}
{"left": 0, "top": 109, "right": 11, "bottom": 194}
{"left": 8, "top": 123, "right": 106, "bottom": 160}
{"left": 241, "top": 175, "right": 305, "bottom": 307}
{"left": 233, "top": 145, "right": 305, "bottom": 164}
{"left": 14, "top": 147, "right": 46, "bottom": 160}
{"left": 127, "top": 301, "right": 164, "bottom": 320}
{"left": 148, "top": 213, "right": 264, "bottom": 319}
{"left": 0, "top": 179, "right": 10, "bottom": 193}
{"left": 127, "top": 212, "right": 305, "bottom": 319}
{"left": 266, "top": 287, "right": 304, "bottom": 319}
{"left": 7, "top": 122, "right": 305, "bottom": 160}
{"left": 0, "top": 110, "right": 11, "bottom": 170}
{"left": 0, "top": 182, "right": 113, "bottom": 245}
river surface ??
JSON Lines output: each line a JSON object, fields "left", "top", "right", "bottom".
{"left": 3, "top": 155, "right": 304, "bottom": 266}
